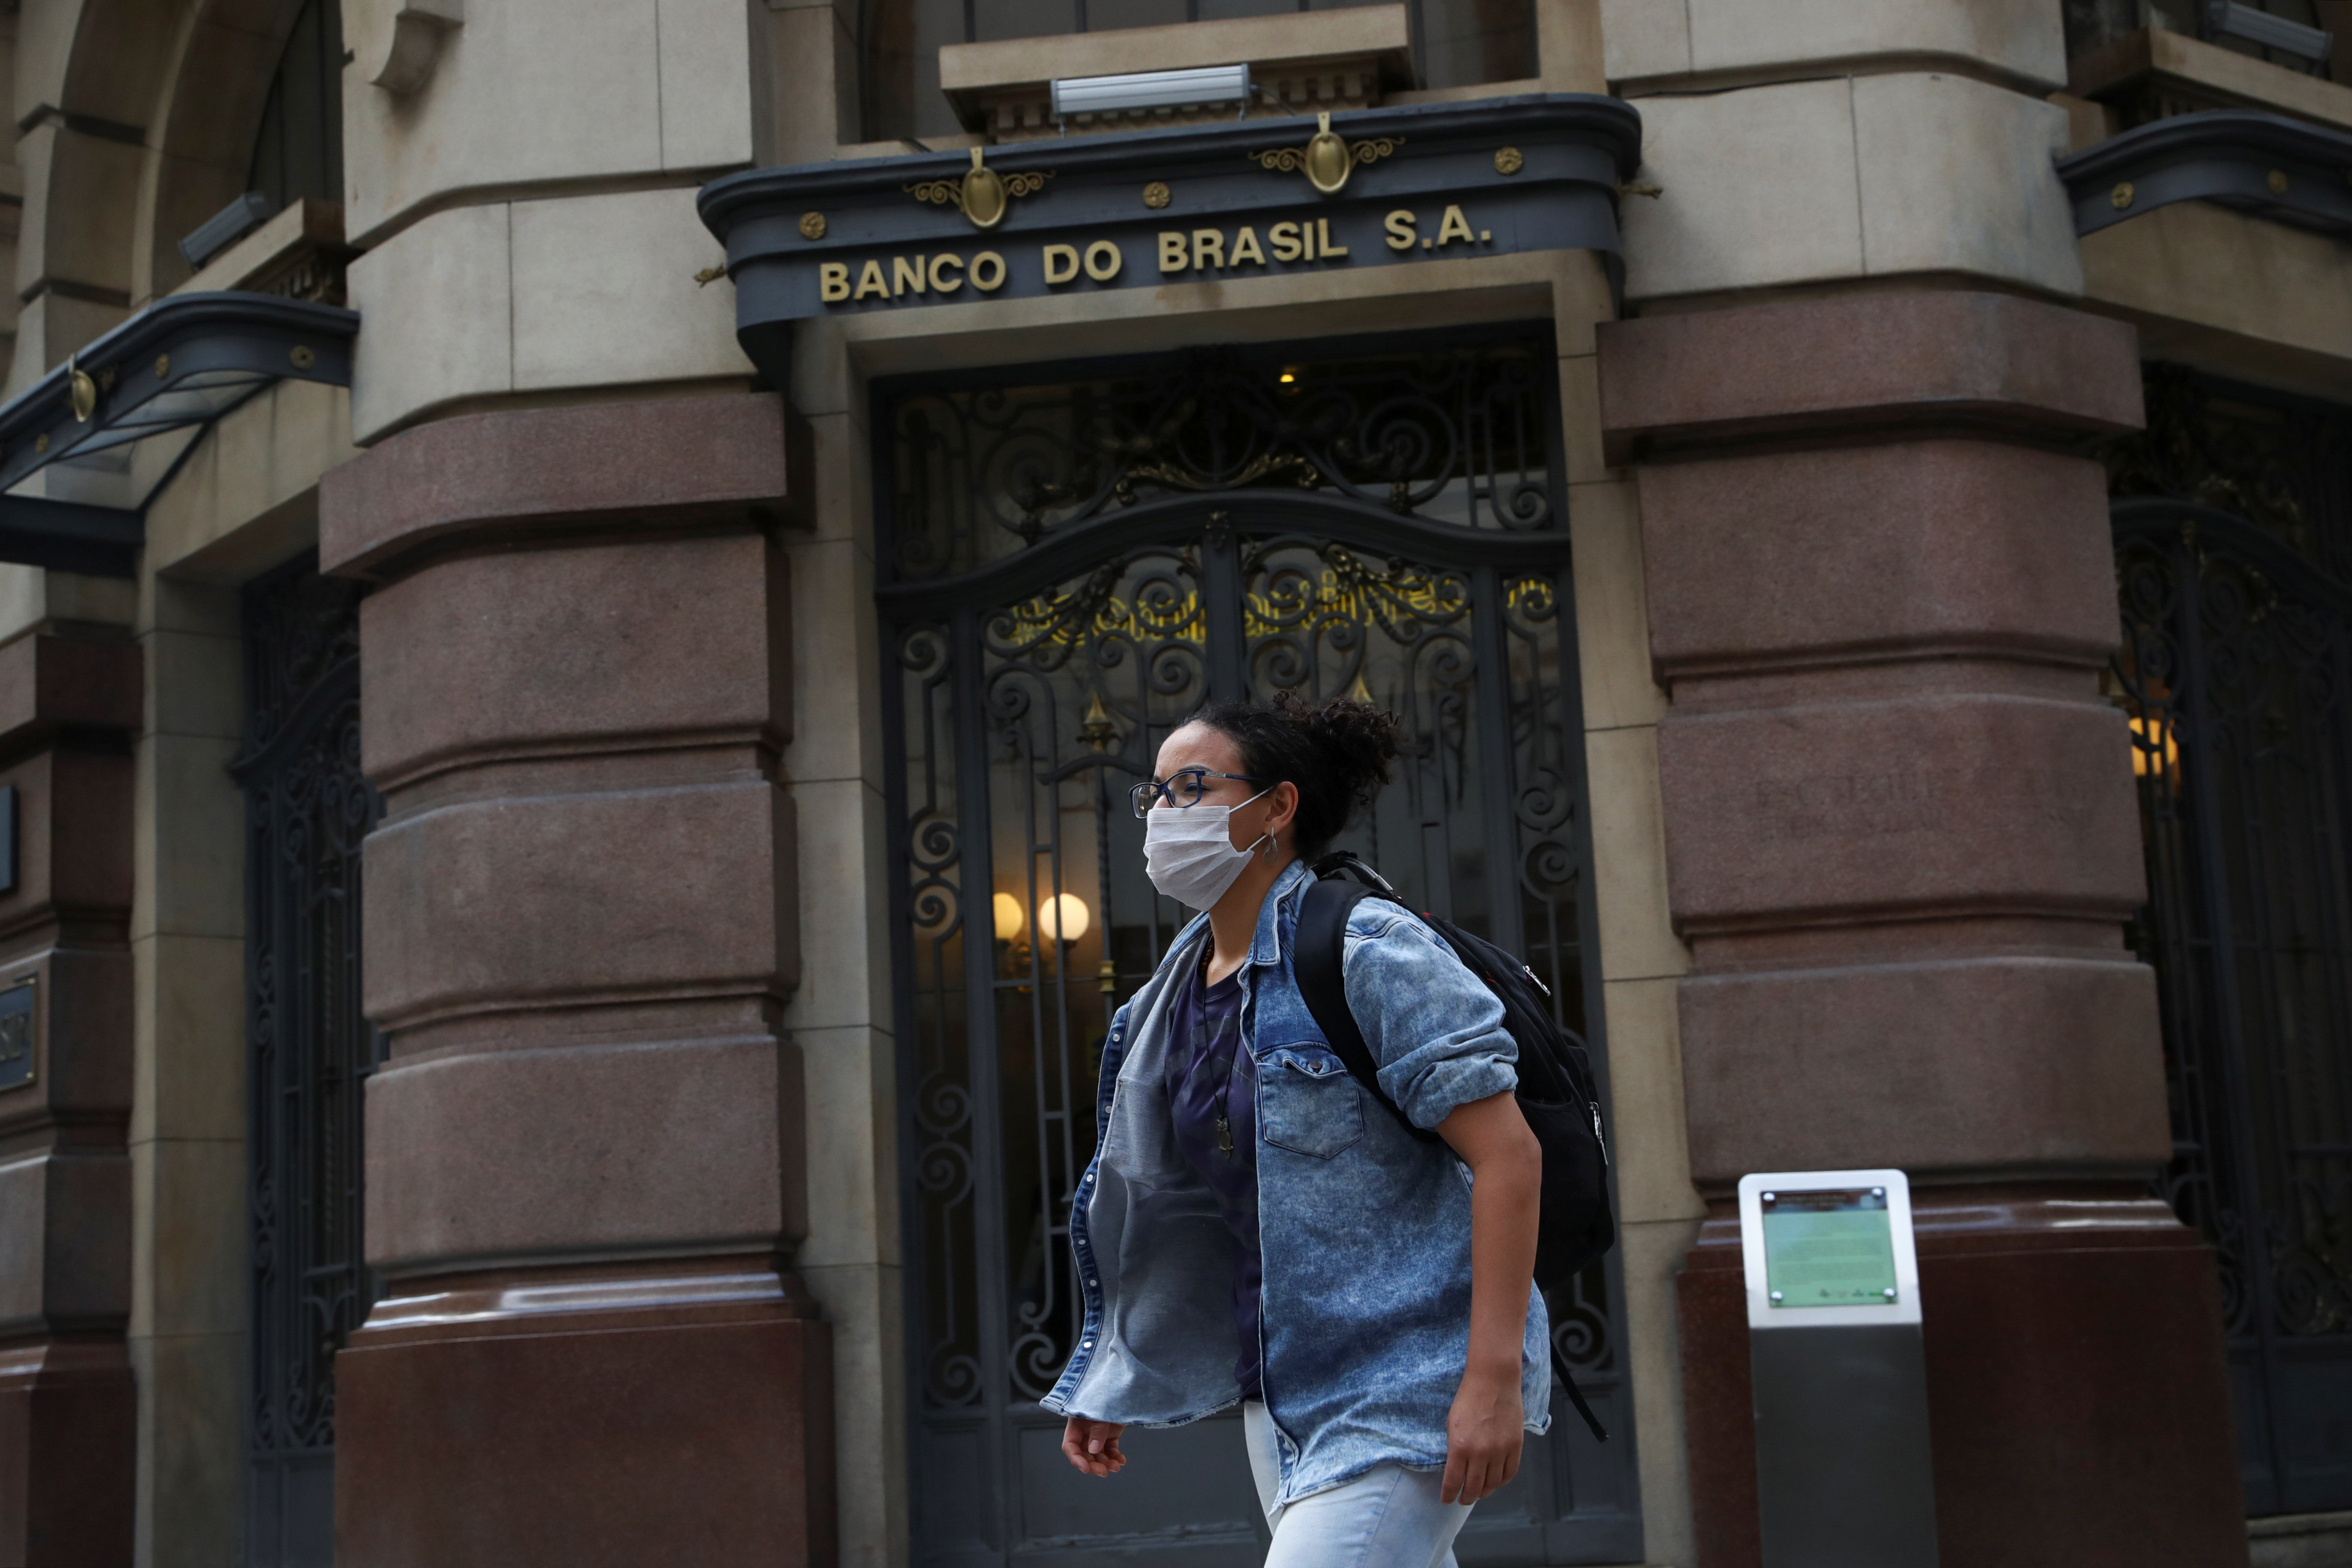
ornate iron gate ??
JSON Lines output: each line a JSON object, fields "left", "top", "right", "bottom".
{"left": 232, "top": 557, "right": 382, "bottom": 1567}
{"left": 879, "top": 333, "right": 1640, "bottom": 1568}
{"left": 2108, "top": 368, "right": 2352, "bottom": 1516}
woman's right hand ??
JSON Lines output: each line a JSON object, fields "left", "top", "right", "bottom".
{"left": 1061, "top": 1416, "right": 1128, "bottom": 1478}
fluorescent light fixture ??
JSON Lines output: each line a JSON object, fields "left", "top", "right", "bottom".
{"left": 2202, "top": 0, "right": 2333, "bottom": 62}
{"left": 1050, "top": 64, "right": 1253, "bottom": 120}
{"left": 177, "top": 191, "right": 274, "bottom": 271}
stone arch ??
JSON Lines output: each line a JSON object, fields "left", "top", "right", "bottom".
{"left": 5, "top": 0, "right": 310, "bottom": 393}
{"left": 136, "top": 0, "right": 317, "bottom": 300}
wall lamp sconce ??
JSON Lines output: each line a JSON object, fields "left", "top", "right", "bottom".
{"left": 994, "top": 892, "right": 1091, "bottom": 944}
{"left": 1051, "top": 64, "right": 1253, "bottom": 123}
{"left": 994, "top": 892, "right": 1094, "bottom": 980}
{"left": 2127, "top": 714, "right": 2180, "bottom": 781}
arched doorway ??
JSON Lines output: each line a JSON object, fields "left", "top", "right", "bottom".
{"left": 879, "top": 330, "right": 1641, "bottom": 1568}
{"left": 2107, "top": 368, "right": 2352, "bottom": 1517}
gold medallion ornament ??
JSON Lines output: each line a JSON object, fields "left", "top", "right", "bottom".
{"left": 904, "top": 147, "right": 1052, "bottom": 231}
{"left": 2111, "top": 180, "right": 2135, "bottom": 210}
{"left": 289, "top": 344, "right": 316, "bottom": 370}
{"left": 799, "top": 211, "right": 828, "bottom": 240}
{"left": 66, "top": 353, "right": 97, "bottom": 423}
{"left": 155, "top": 354, "right": 171, "bottom": 379}
{"left": 1494, "top": 147, "right": 1523, "bottom": 176}
{"left": 1303, "top": 113, "right": 1351, "bottom": 193}
{"left": 1142, "top": 181, "right": 1171, "bottom": 209}
{"left": 2267, "top": 168, "right": 2288, "bottom": 195}
{"left": 1248, "top": 111, "right": 1404, "bottom": 196}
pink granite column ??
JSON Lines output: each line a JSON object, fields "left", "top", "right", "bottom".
{"left": 1597, "top": 293, "right": 2246, "bottom": 1568}
{"left": 0, "top": 635, "right": 142, "bottom": 1568}
{"left": 320, "top": 395, "right": 832, "bottom": 1567}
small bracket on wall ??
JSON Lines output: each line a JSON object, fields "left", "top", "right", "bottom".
{"left": 358, "top": 0, "right": 464, "bottom": 94}
{"left": 0, "top": 972, "right": 30, "bottom": 1095}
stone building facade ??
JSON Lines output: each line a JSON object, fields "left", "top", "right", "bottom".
{"left": 0, "top": 1, "right": 2346, "bottom": 1566}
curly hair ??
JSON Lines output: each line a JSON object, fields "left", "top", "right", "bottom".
{"left": 1191, "top": 691, "right": 1405, "bottom": 859}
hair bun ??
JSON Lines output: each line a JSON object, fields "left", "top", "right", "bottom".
{"left": 1282, "top": 690, "right": 1405, "bottom": 811}
{"left": 1193, "top": 690, "right": 1406, "bottom": 857}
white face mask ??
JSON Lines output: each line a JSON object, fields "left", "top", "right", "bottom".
{"left": 1143, "top": 788, "right": 1273, "bottom": 911}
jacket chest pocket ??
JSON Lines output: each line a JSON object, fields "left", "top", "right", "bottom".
{"left": 1259, "top": 1050, "right": 1366, "bottom": 1159}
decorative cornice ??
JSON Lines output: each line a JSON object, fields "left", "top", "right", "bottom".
{"left": 1595, "top": 292, "right": 2144, "bottom": 467}
{"left": 319, "top": 393, "right": 806, "bottom": 581}
{"left": 2054, "top": 108, "right": 2352, "bottom": 238}
{"left": 698, "top": 94, "right": 1642, "bottom": 387}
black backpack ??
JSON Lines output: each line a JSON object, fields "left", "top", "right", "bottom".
{"left": 1294, "top": 852, "right": 1618, "bottom": 1443}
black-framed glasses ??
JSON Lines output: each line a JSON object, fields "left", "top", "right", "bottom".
{"left": 1129, "top": 767, "right": 1266, "bottom": 818}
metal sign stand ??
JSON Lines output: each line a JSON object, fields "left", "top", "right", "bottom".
{"left": 1738, "top": 1169, "right": 1941, "bottom": 1568}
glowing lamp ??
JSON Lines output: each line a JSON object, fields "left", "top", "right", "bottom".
{"left": 1038, "top": 893, "right": 1091, "bottom": 943}
{"left": 2128, "top": 714, "right": 2178, "bottom": 779}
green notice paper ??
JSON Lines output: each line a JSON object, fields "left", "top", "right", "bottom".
{"left": 1762, "top": 1188, "right": 1898, "bottom": 1308}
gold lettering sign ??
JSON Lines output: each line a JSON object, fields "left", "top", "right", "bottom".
{"left": 818, "top": 203, "right": 1494, "bottom": 309}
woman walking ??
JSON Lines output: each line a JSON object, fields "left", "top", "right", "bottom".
{"left": 1044, "top": 692, "right": 1549, "bottom": 1568}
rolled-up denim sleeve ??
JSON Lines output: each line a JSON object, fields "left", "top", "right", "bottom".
{"left": 1339, "top": 907, "right": 1517, "bottom": 1130}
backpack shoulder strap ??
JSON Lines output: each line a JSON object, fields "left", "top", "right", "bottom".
{"left": 1295, "top": 878, "right": 1370, "bottom": 1076}
{"left": 1295, "top": 878, "right": 1436, "bottom": 1144}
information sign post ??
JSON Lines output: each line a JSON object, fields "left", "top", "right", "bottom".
{"left": 1738, "top": 1169, "right": 1940, "bottom": 1568}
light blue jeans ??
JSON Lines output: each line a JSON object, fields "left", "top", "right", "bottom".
{"left": 1242, "top": 1401, "right": 1475, "bottom": 1568}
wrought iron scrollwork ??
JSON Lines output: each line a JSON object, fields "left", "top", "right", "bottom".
{"left": 2116, "top": 511, "right": 2352, "bottom": 1344}
{"left": 2106, "top": 365, "right": 2352, "bottom": 581}
{"left": 2107, "top": 367, "right": 2352, "bottom": 1513}
{"left": 886, "top": 342, "right": 1558, "bottom": 582}
{"left": 233, "top": 558, "right": 382, "bottom": 1548}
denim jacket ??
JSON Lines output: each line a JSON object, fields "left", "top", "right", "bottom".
{"left": 1042, "top": 860, "right": 1551, "bottom": 1505}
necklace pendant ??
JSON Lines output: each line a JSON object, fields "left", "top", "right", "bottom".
{"left": 1215, "top": 1114, "right": 1234, "bottom": 1158}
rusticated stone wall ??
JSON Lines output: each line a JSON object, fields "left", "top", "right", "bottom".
{"left": 317, "top": 392, "right": 833, "bottom": 1568}
{"left": 1598, "top": 290, "right": 2248, "bottom": 1568}
{"left": 0, "top": 634, "right": 143, "bottom": 1568}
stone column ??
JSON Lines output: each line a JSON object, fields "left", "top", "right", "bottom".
{"left": 0, "top": 634, "right": 142, "bottom": 1568}
{"left": 320, "top": 394, "right": 832, "bottom": 1566}
{"left": 1596, "top": 292, "right": 2247, "bottom": 1568}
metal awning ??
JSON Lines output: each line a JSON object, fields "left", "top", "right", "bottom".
{"left": 2055, "top": 108, "right": 2352, "bottom": 239}
{"left": 0, "top": 293, "right": 358, "bottom": 576}
{"left": 698, "top": 94, "right": 1643, "bottom": 390}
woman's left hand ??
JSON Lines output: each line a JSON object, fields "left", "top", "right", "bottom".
{"left": 1435, "top": 1091, "right": 1540, "bottom": 1507}
{"left": 1441, "top": 1365, "right": 1525, "bottom": 1505}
